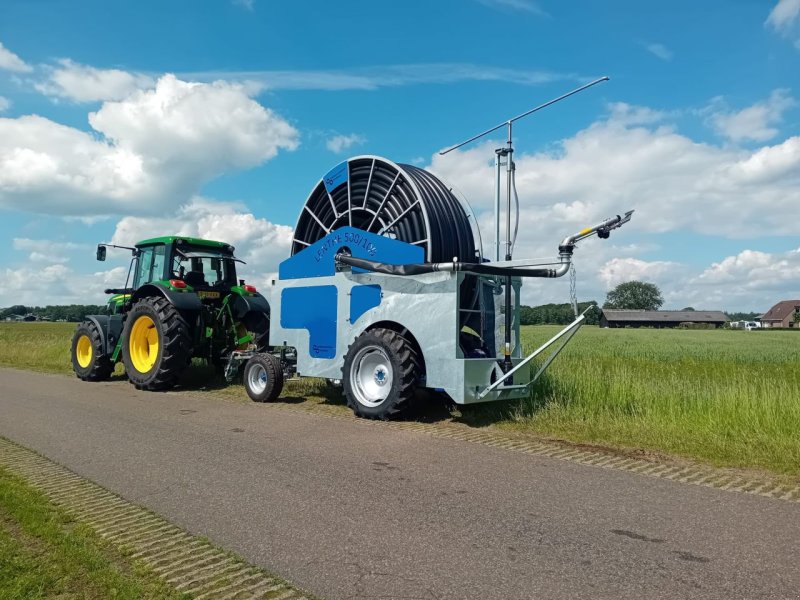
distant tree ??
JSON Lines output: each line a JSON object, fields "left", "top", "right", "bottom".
{"left": 603, "top": 281, "right": 664, "bottom": 311}
{"left": 519, "top": 302, "right": 600, "bottom": 326}
{"left": 0, "top": 305, "right": 28, "bottom": 318}
{"left": 29, "top": 304, "right": 107, "bottom": 322}
{"left": 681, "top": 307, "right": 695, "bottom": 311}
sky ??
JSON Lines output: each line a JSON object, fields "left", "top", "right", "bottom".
{"left": 0, "top": 0, "right": 799, "bottom": 312}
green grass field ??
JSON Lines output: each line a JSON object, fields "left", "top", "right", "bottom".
{"left": 1, "top": 322, "right": 798, "bottom": 477}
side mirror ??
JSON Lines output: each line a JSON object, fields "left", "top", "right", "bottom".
{"left": 96, "top": 245, "right": 107, "bottom": 261}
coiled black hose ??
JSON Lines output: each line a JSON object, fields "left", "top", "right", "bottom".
{"left": 291, "top": 156, "right": 477, "bottom": 263}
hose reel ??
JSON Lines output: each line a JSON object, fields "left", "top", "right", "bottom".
{"left": 293, "top": 155, "right": 485, "bottom": 343}
{"left": 292, "top": 156, "right": 478, "bottom": 263}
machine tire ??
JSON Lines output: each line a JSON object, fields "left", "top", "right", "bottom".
{"left": 71, "top": 320, "right": 114, "bottom": 381}
{"left": 343, "top": 328, "right": 420, "bottom": 420}
{"left": 244, "top": 353, "right": 284, "bottom": 402}
{"left": 122, "top": 296, "right": 192, "bottom": 391}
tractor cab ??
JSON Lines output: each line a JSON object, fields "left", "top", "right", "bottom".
{"left": 133, "top": 236, "right": 244, "bottom": 302}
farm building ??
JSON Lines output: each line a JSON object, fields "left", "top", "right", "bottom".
{"left": 600, "top": 309, "right": 728, "bottom": 329}
{"left": 760, "top": 300, "right": 800, "bottom": 328}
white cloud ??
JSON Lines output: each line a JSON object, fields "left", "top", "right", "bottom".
{"left": 0, "top": 264, "right": 127, "bottom": 307}
{"left": 326, "top": 133, "right": 366, "bottom": 153}
{"left": 476, "top": 0, "right": 548, "bottom": 16}
{"left": 184, "top": 64, "right": 577, "bottom": 92}
{"left": 607, "top": 102, "right": 667, "bottom": 126}
{"left": 0, "top": 42, "right": 32, "bottom": 73}
{"left": 598, "top": 257, "right": 681, "bottom": 289}
{"left": 645, "top": 43, "right": 673, "bottom": 61}
{"left": 684, "top": 248, "right": 800, "bottom": 310}
{"left": 232, "top": 0, "right": 255, "bottom": 9}
{"left": 111, "top": 197, "right": 293, "bottom": 280}
{"left": 35, "top": 59, "right": 155, "bottom": 102}
{"left": 0, "top": 74, "right": 299, "bottom": 216}
{"left": 13, "top": 238, "right": 89, "bottom": 263}
{"left": 709, "top": 89, "right": 796, "bottom": 142}
{"left": 429, "top": 105, "right": 800, "bottom": 241}
{"left": 0, "top": 97, "right": 9, "bottom": 113}
{"left": 766, "top": 0, "right": 800, "bottom": 31}
{"left": 594, "top": 249, "right": 800, "bottom": 312}
{"left": 422, "top": 102, "right": 800, "bottom": 310}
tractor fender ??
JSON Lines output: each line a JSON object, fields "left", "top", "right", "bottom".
{"left": 85, "top": 314, "right": 110, "bottom": 354}
{"left": 84, "top": 314, "right": 124, "bottom": 356}
{"left": 132, "top": 284, "right": 203, "bottom": 311}
{"left": 231, "top": 292, "right": 270, "bottom": 319}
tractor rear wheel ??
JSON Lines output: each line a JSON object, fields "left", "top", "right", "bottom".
{"left": 243, "top": 353, "right": 284, "bottom": 402}
{"left": 122, "top": 296, "right": 192, "bottom": 390}
{"left": 71, "top": 320, "right": 114, "bottom": 381}
{"left": 342, "top": 328, "right": 420, "bottom": 420}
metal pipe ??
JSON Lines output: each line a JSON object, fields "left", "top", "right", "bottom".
{"left": 439, "top": 77, "right": 610, "bottom": 155}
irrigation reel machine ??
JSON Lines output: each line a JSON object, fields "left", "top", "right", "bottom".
{"left": 71, "top": 78, "right": 632, "bottom": 419}
{"left": 242, "top": 77, "right": 634, "bottom": 419}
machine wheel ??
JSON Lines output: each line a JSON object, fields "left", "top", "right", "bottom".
{"left": 71, "top": 320, "right": 114, "bottom": 381}
{"left": 244, "top": 353, "right": 284, "bottom": 402}
{"left": 122, "top": 296, "right": 192, "bottom": 390}
{"left": 343, "top": 328, "right": 420, "bottom": 420}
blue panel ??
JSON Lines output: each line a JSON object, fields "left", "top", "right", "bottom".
{"left": 323, "top": 161, "right": 348, "bottom": 193}
{"left": 280, "top": 285, "right": 337, "bottom": 359}
{"left": 349, "top": 284, "right": 382, "bottom": 324}
{"left": 279, "top": 226, "right": 425, "bottom": 280}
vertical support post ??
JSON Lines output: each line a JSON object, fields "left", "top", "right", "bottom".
{"left": 494, "top": 151, "right": 502, "bottom": 262}
{"left": 503, "top": 121, "right": 514, "bottom": 375}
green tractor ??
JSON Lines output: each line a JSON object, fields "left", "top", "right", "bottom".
{"left": 70, "top": 236, "right": 271, "bottom": 391}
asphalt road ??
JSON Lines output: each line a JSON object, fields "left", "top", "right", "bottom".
{"left": 0, "top": 368, "right": 798, "bottom": 599}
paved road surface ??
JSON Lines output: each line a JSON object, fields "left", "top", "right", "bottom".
{"left": 0, "top": 368, "right": 797, "bottom": 599}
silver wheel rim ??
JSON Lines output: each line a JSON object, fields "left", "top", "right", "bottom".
{"left": 248, "top": 363, "right": 268, "bottom": 395}
{"left": 350, "top": 345, "right": 393, "bottom": 408}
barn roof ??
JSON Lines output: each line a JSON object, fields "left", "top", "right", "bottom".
{"left": 761, "top": 300, "right": 800, "bottom": 322}
{"left": 602, "top": 310, "right": 728, "bottom": 323}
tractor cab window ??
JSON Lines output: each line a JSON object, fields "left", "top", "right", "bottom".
{"left": 151, "top": 244, "right": 166, "bottom": 282}
{"left": 134, "top": 244, "right": 166, "bottom": 288}
{"left": 172, "top": 246, "right": 237, "bottom": 288}
{"left": 134, "top": 247, "right": 153, "bottom": 288}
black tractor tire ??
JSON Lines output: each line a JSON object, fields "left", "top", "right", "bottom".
{"left": 342, "top": 328, "right": 420, "bottom": 420}
{"left": 71, "top": 320, "right": 114, "bottom": 381}
{"left": 243, "top": 353, "right": 284, "bottom": 402}
{"left": 121, "top": 296, "right": 192, "bottom": 391}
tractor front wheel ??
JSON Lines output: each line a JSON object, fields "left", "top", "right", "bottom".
{"left": 71, "top": 321, "right": 114, "bottom": 381}
{"left": 122, "top": 296, "right": 192, "bottom": 390}
{"left": 243, "top": 353, "right": 284, "bottom": 402}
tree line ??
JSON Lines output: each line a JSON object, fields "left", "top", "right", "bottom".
{"left": 1, "top": 304, "right": 107, "bottom": 322}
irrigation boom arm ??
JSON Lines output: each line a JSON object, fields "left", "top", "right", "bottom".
{"left": 335, "top": 210, "right": 634, "bottom": 278}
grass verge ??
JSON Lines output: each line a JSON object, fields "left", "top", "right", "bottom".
{"left": 0, "top": 465, "right": 185, "bottom": 599}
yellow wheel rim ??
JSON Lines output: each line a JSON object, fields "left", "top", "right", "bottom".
{"left": 129, "top": 315, "right": 159, "bottom": 374}
{"left": 76, "top": 334, "right": 93, "bottom": 368}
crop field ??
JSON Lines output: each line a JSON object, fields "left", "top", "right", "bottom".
{"left": 1, "top": 322, "right": 798, "bottom": 476}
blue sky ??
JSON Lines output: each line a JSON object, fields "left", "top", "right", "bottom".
{"left": 0, "top": 0, "right": 798, "bottom": 311}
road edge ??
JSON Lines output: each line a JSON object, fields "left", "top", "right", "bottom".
{"left": 0, "top": 436, "right": 319, "bottom": 600}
